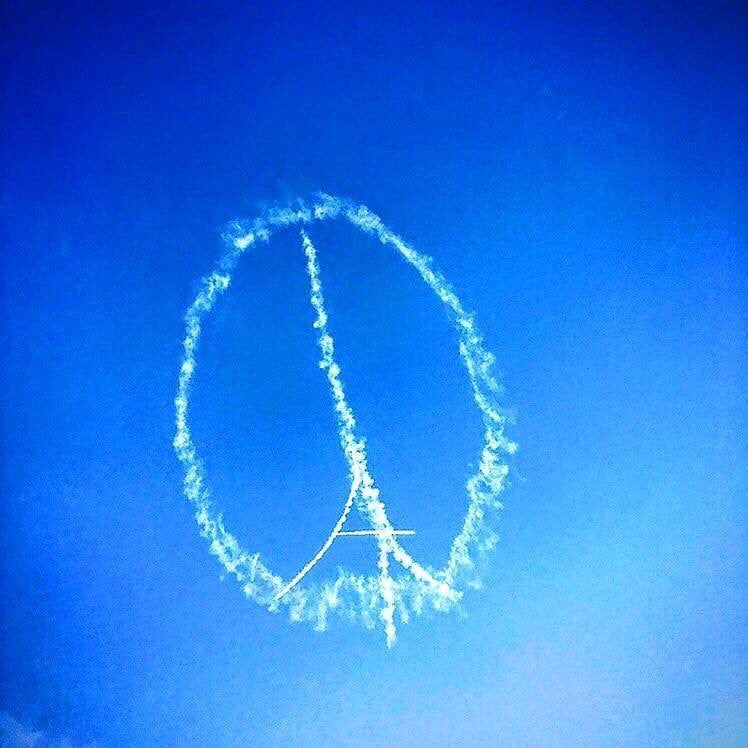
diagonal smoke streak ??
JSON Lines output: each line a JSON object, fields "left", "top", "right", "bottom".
{"left": 174, "top": 195, "right": 516, "bottom": 645}
{"left": 271, "top": 231, "right": 378, "bottom": 611}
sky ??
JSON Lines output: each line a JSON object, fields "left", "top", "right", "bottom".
{"left": 1, "top": 1, "right": 746, "bottom": 745}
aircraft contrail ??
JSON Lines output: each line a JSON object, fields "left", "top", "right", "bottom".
{"left": 173, "top": 194, "right": 516, "bottom": 645}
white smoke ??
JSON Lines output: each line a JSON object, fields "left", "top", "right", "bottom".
{"left": 173, "top": 194, "right": 516, "bottom": 645}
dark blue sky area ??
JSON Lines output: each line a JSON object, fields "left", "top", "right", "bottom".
{"left": 2, "top": 2, "right": 746, "bottom": 745}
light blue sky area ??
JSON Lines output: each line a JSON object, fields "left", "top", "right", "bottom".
{"left": 2, "top": 1, "right": 746, "bottom": 745}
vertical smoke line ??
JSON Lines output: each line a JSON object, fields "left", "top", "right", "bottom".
{"left": 298, "top": 229, "right": 405, "bottom": 645}
{"left": 319, "top": 195, "right": 518, "bottom": 589}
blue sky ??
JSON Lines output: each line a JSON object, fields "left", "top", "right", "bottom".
{"left": 2, "top": 1, "right": 746, "bottom": 745}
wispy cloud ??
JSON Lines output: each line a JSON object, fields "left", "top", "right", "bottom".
{"left": 0, "top": 711, "right": 96, "bottom": 748}
{"left": 0, "top": 711, "right": 43, "bottom": 747}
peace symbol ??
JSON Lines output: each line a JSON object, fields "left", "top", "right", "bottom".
{"left": 174, "top": 194, "right": 515, "bottom": 645}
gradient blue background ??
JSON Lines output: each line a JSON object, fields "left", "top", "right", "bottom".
{"left": 2, "top": 2, "right": 746, "bottom": 745}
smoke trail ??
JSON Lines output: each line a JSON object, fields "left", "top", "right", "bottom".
{"left": 283, "top": 230, "right": 454, "bottom": 645}
{"left": 174, "top": 195, "right": 516, "bottom": 644}
{"left": 271, "top": 231, "right": 371, "bottom": 606}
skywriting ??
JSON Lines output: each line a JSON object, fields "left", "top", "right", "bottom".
{"left": 174, "top": 194, "right": 516, "bottom": 645}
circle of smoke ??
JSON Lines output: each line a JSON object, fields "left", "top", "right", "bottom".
{"left": 173, "top": 194, "right": 516, "bottom": 644}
